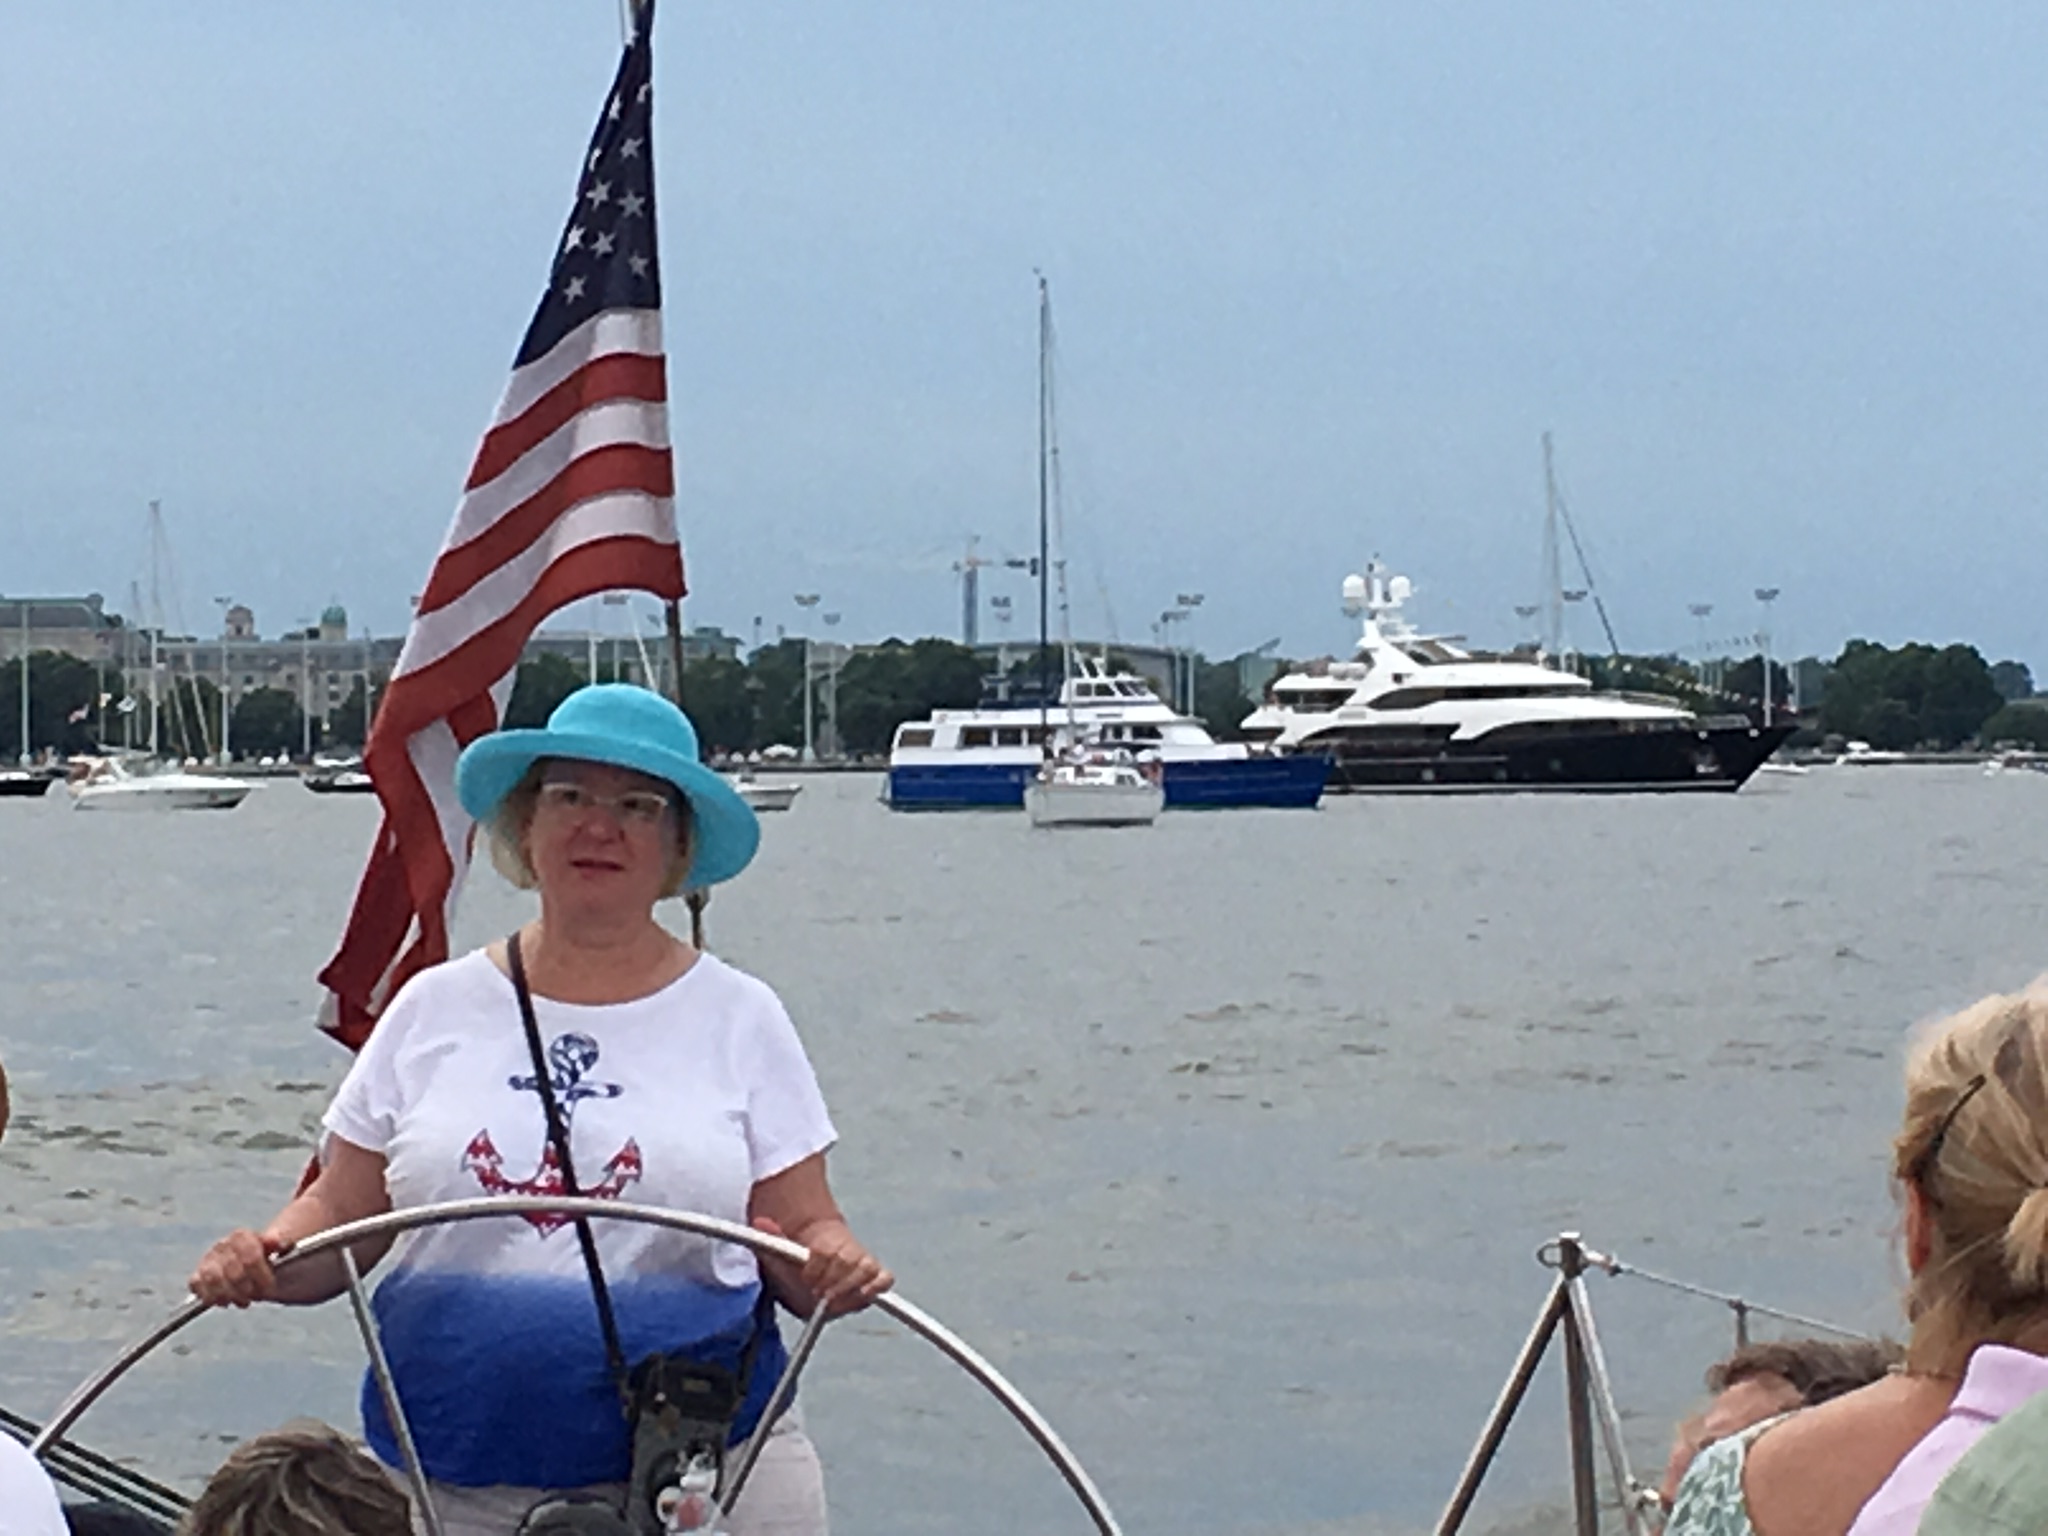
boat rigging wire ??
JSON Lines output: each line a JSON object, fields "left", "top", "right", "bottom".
{"left": 1546, "top": 1237, "right": 1870, "bottom": 1345}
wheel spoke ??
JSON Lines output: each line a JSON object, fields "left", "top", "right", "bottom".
{"left": 718, "top": 1301, "right": 832, "bottom": 1518}
{"left": 340, "top": 1245, "right": 445, "bottom": 1536}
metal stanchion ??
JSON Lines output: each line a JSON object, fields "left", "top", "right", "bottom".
{"left": 1435, "top": 1279, "right": 1569, "bottom": 1536}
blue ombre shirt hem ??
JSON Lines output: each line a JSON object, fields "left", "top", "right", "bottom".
{"left": 360, "top": 1269, "right": 789, "bottom": 1488}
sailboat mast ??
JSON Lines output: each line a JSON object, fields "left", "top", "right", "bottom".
{"left": 17, "top": 601, "right": 27, "bottom": 766}
{"left": 1541, "top": 432, "right": 1563, "bottom": 660}
{"left": 148, "top": 501, "right": 164, "bottom": 758}
{"left": 1036, "top": 274, "right": 1051, "bottom": 756}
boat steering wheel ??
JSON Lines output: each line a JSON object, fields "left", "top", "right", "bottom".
{"left": 29, "top": 1197, "right": 1122, "bottom": 1536}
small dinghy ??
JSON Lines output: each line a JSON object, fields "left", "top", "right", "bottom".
{"left": 728, "top": 773, "right": 801, "bottom": 813}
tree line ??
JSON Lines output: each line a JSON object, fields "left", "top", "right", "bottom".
{"left": 1583, "top": 640, "right": 2038, "bottom": 750}
{"left": 5, "top": 633, "right": 2043, "bottom": 762}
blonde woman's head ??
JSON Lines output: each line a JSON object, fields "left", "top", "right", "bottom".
{"left": 1896, "top": 986, "right": 2048, "bottom": 1376}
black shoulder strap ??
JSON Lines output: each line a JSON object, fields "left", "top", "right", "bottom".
{"left": 508, "top": 930, "right": 634, "bottom": 1416}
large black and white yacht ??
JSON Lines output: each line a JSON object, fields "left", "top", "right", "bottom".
{"left": 1239, "top": 563, "right": 1792, "bottom": 792}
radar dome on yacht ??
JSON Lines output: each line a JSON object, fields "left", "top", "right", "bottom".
{"left": 1387, "top": 575, "right": 1413, "bottom": 604}
{"left": 1341, "top": 574, "right": 1367, "bottom": 614}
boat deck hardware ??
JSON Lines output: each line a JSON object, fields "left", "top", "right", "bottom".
{"left": 29, "top": 1197, "right": 1122, "bottom": 1536}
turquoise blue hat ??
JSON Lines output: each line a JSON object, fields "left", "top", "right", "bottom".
{"left": 456, "top": 684, "right": 760, "bottom": 890}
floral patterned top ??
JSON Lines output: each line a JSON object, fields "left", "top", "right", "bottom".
{"left": 1665, "top": 1414, "right": 1796, "bottom": 1536}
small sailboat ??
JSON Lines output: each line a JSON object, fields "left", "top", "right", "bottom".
{"left": 1021, "top": 277, "right": 1162, "bottom": 831}
{"left": 1027, "top": 747, "right": 1164, "bottom": 827}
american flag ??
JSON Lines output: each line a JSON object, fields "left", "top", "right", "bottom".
{"left": 319, "top": 7, "right": 683, "bottom": 1048}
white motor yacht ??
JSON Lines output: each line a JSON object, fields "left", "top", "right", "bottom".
{"left": 1239, "top": 563, "right": 1791, "bottom": 793}
{"left": 68, "top": 757, "right": 253, "bottom": 812}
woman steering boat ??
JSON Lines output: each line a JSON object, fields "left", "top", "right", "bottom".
{"left": 190, "top": 685, "right": 891, "bottom": 1536}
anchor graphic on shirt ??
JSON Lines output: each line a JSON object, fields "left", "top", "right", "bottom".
{"left": 462, "top": 1031, "right": 642, "bottom": 1235}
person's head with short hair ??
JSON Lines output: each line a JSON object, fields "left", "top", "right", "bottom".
{"left": 175, "top": 1420, "right": 408, "bottom": 1536}
{"left": 1660, "top": 1335, "right": 1903, "bottom": 1503}
{"left": 1895, "top": 986, "right": 2048, "bottom": 1378}
{"left": 1704, "top": 1336, "right": 1903, "bottom": 1404}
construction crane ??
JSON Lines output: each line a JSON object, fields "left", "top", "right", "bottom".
{"left": 953, "top": 536, "right": 1032, "bottom": 646}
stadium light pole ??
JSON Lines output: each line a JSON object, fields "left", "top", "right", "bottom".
{"left": 296, "top": 618, "right": 315, "bottom": 759}
{"left": 1174, "top": 592, "right": 1205, "bottom": 713}
{"left": 1755, "top": 588, "right": 1781, "bottom": 728}
{"left": 821, "top": 611, "right": 843, "bottom": 759}
{"left": 1688, "top": 604, "right": 1714, "bottom": 693}
{"left": 794, "top": 593, "right": 821, "bottom": 762}
{"left": 1560, "top": 590, "right": 1588, "bottom": 677}
{"left": 213, "top": 596, "right": 233, "bottom": 763}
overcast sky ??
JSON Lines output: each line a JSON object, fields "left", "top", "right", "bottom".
{"left": 3, "top": 3, "right": 2045, "bottom": 669}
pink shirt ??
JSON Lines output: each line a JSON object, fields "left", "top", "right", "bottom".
{"left": 1847, "top": 1344, "right": 2048, "bottom": 1536}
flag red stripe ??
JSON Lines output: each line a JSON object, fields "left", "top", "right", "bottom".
{"left": 316, "top": 827, "right": 417, "bottom": 1042}
{"left": 321, "top": 535, "right": 680, "bottom": 1039}
{"left": 466, "top": 353, "right": 668, "bottom": 491}
{"left": 378, "top": 536, "right": 683, "bottom": 740}
{"left": 418, "top": 445, "right": 675, "bottom": 616}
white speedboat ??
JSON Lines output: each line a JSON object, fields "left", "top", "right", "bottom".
{"left": 1025, "top": 751, "right": 1165, "bottom": 828}
{"left": 1239, "top": 562, "right": 1791, "bottom": 793}
{"left": 731, "top": 776, "right": 801, "bottom": 813}
{"left": 67, "top": 757, "right": 253, "bottom": 812}
{"left": 1835, "top": 740, "right": 1911, "bottom": 766}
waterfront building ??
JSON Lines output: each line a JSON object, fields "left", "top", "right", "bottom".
{"left": 0, "top": 594, "right": 741, "bottom": 739}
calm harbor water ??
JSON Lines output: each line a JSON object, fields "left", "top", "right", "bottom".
{"left": 3, "top": 767, "right": 2047, "bottom": 1534}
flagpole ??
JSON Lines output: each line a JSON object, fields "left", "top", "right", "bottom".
{"left": 663, "top": 599, "right": 686, "bottom": 708}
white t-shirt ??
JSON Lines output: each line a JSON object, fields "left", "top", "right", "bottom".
{"left": 323, "top": 948, "right": 836, "bottom": 1488}
{"left": 0, "top": 1436, "right": 66, "bottom": 1536}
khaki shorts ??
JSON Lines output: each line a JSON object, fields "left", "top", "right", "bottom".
{"left": 411, "top": 1411, "right": 826, "bottom": 1536}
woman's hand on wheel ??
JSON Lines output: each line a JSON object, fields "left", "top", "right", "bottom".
{"left": 189, "top": 1228, "right": 285, "bottom": 1308}
{"left": 753, "top": 1215, "right": 893, "bottom": 1317}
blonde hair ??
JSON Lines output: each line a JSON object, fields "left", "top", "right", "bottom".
{"left": 177, "top": 1420, "right": 409, "bottom": 1536}
{"left": 485, "top": 759, "right": 697, "bottom": 900}
{"left": 1896, "top": 986, "right": 2048, "bottom": 1376}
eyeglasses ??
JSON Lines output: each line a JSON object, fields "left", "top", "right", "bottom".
{"left": 535, "top": 781, "right": 675, "bottom": 827}
{"left": 1905, "top": 1073, "right": 1988, "bottom": 1188}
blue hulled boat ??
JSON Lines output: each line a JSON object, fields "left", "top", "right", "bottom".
{"left": 884, "top": 658, "right": 1328, "bottom": 811}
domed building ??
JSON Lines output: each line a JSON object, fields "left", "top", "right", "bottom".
{"left": 318, "top": 604, "right": 348, "bottom": 643}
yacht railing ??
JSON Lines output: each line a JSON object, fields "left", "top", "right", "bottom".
{"left": 1436, "top": 1232, "right": 1868, "bottom": 1536}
